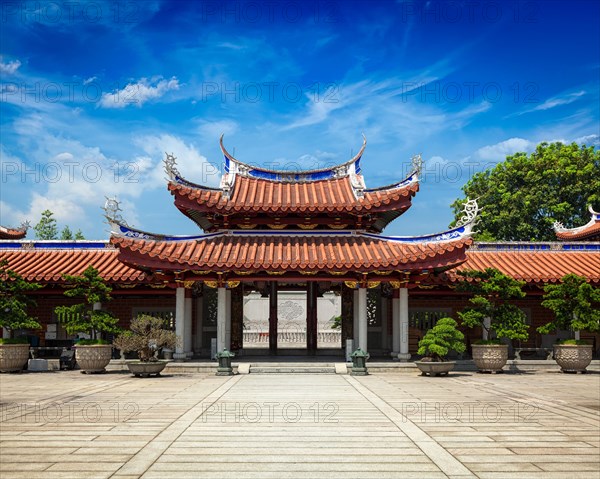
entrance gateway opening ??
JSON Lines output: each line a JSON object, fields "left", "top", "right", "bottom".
{"left": 107, "top": 135, "right": 479, "bottom": 360}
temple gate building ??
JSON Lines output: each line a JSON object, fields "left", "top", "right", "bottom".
{"left": 1, "top": 138, "right": 599, "bottom": 358}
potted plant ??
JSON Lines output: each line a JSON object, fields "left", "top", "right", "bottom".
{"left": 457, "top": 268, "right": 529, "bottom": 372}
{"left": 538, "top": 273, "right": 600, "bottom": 373}
{"left": 55, "top": 266, "right": 121, "bottom": 373}
{"left": 0, "top": 260, "right": 42, "bottom": 372}
{"left": 113, "top": 315, "right": 179, "bottom": 377}
{"left": 415, "top": 317, "right": 466, "bottom": 377}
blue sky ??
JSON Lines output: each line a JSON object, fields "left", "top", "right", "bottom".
{"left": 1, "top": 0, "right": 599, "bottom": 239}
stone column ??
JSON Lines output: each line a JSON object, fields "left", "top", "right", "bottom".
{"left": 216, "top": 287, "right": 226, "bottom": 353}
{"left": 194, "top": 295, "right": 203, "bottom": 354}
{"left": 357, "top": 287, "right": 368, "bottom": 352}
{"left": 306, "top": 282, "right": 318, "bottom": 352}
{"left": 225, "top": 289, "right": 232, "bottom": 350}
{"left": 353, "top": 290, "right": 359, "bottom": 347}
{"left": 391, "top": 289, "right": 400, "bottom": 359}
{"left": 398, "top": 287, "right": 411, "bottom": 361}
{"left": 174, "top": 287, "right": 186, "bottom": 361}
{"left": 268, "top": 281, "right": 278, "bottom": 354}
{"left": 184, "top": 289, "right": 193, "bottom": 358}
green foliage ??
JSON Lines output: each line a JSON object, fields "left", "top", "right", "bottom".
{"left": 113, "top": 315, "right": 179, "bottom": 362}
{"left": 74, "top": 229, "right": 85, "bottom": 240}
{"left": 417, "top": 318, "right": 466, "bottom": 361}
{"left": 55, "top": 266, "right": 120, "bottom": 340}
{"left": 451, "top": 142, "right": 600, "bottom": 240}
{"left": 538, "top": 274, "right": 600, "bottom": 336}
{"left": 457, "top": 268, "right": 529, "bottom": 341}
{"left": 0, "top": 260, "right": 42, "bottom": 338}
{"left": 60, "top": 226, "right": 73, "bottom": 240}
{"left": 331, "top": 315, "right": 342, "bottom": 330}
{"left": 0, "top": 337, "right": 30, "bottom": 344}
{"left": 34, "top": 209, "right": 58, "bottom": 239}
{"left": 76, "top": 339, "right": 111, "bottom": 345}
{"left": 557, "top": 339, "right": 590, "bottom": 345}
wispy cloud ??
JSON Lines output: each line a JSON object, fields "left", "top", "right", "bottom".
{"left": 0, "top": 57, "right": 21, "bottom": 75}
{"left": 475, "top": 138, "right": 534, "bottom": 161}
{"left": 517, "top": 90, "right": 586, "bottom": 115}
{"left": 99, "top": 77, "right": 180, "bottom": 109}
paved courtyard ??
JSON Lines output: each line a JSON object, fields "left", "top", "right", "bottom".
{"left": 1, "top": 370, "right": 599, "bottom": 479}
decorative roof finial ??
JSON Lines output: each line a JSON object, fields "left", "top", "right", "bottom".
{"left": 102, "top": 196, "right": 129, "bottom": 228}
{"left": 164, "top": 152, "right": 180, "bottom": 181}
{"left": 411, "top": 153, "right": 423, "bottom": 176}
{"left": 17, "top": 220, "right": 30, "bottom": 232}
{"left": 455, "top": 198, "right": 479, "bottom": 228}
{"left": 553, "top": 221, "right": 566, "bottom": 232}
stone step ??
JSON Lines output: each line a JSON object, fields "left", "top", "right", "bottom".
{"left": 250, "top": 366, "right": 336, "bottom": 374}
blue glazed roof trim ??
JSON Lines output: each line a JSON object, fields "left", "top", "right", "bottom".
{"left": 361, "top": 226, "right": 467, "bottom": 243}
{"left": 246, "top": 168, "right": 337, "bottom": 182}
{"left": 364, "top": 171, "right": 418, "bottom": 192}
{"left": 110, "top": 222, "right": 222, "bottom": 242}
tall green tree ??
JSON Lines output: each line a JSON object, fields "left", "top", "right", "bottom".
{"left": 457, "top": 268, "right": 529, "bottom": 342}
{"left": 60, "top": 226, "right": 73, "bottom": 240}
{"left": 74, "top": 229, "right": 85, "bottom": 240}
{"left": 538, "top": 274, "right": 600, "bottom": 337}
{"left": 55, "top": 266, "right": 120, "bottom": 341}
{"left": 34, "top": 210, "right": 58, "bottom": 239}
{"left": 0, "top": 260, "right": 42, "bottom": 339}
{"left": 452, "top": 142, "right": 600, "bottom": 241}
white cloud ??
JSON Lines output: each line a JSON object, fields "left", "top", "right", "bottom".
{"left": 195, "top": 119, "right": 239, "bottom": 140}
{"left": 518, "top": 90, "right": 586, "bottom": 115}
{"left": 133, "top": 134, "right": 220, "bottom": 188}
{"left": 83, "top": 76, "right": 97, "bottom": 85}
{"left": 475, "top": 138, "right": 534, "bottom": 161}
{"left": 99, "top": 77, "right": 180, "bottom": 109}
{"left": 574, "top": 134, "right": 600, "bottom": 146}
{"left": 0, "top": 58, "right": 21, "bottom": 75}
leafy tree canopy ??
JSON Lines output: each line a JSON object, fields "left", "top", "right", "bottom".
{"left": 0, "top": 260, "right": 42, "bottom": 337}
{"left": 538, "top": 274, "right": 600, "bottom": 335}
{"left": 457, "top": 268, "right": 529, "bottom": 341}
{"left": 34, "top": 209, "right": 58, "bottom": 240}
{"left": 55, "top": 266, "right": 120, "bottom": 340}
{"left": 417, "top": 317, "right": 465, "bottom": 361}
{"left": 60, "top": 226, "right": 73, "bottom": 240}
{"left": 451, "top": 142, "right": 600, "bottom": 241}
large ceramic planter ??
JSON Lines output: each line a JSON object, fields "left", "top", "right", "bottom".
{"left": 471, "top": 344, "right": 508, "bottom": 373}
{"left": 75, "top": 344, "right": 112, "bottom": 373}
{"left": 415, "top": 361, "right": 456, "bottom": 377}
{"left": 0, "top": 344, "right": 30, "bottom": 372}
{"left": 553, "top": 344, "right": 593, "bottom": 373}
{"left": 127, "top": 361, "right": 167, "bottom": 377}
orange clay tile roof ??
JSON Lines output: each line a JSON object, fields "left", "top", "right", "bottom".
{"left": 0, "top": 242, "right": 147, "bottom": 283}
{"left": 447, "top": 244, "right": 600, "bottom": 284}
{"left": 555, "top": 221, "right": 600, "bottom": 241}
{"left": 0, "top": 226, "right": 27, "bottom": 240}
{"left": 168, "top": 175, "right": 418, "bottom": 214}
{"left": 110, "top": 234, "right": 470, "bottom": 273}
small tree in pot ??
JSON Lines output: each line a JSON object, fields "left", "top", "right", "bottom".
{"left": 457, "top": 268, "right": 529, "bottom": 372}
{"left": 415, "top": 318, "right": 465, "bottom": 376}
{"left": 538, "top": 273, "right": 600, "bottom": 373}
{"left": 114, "top": 315, "right": 179, "bottom": 377}
{"left": 55, "top": 266, "right": 121, "bottom": 373}
{"left": 0, "top": 260, "right": 42, "bottom": 372}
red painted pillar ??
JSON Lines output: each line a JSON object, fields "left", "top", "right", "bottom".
{"left": 268, "top": 281, "right": 278, "bottom": 354}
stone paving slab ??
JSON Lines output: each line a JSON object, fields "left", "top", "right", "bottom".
{"left": 1, "top": 369, "right": 598, "bottom": 478}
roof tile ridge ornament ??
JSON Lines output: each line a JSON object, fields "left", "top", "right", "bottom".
{"left": 219, "top": 133, "right": 367, "bottom": 182}
{"left": 102, "top": 197, "right": 222, "bottom": 242}
{"left": 362, "top": 197, "right": 480, "bottom": 243}
{"left": 553, "top": 204, "right": 600, "bottom": 235}
{"left": 349, "top": 134, "right": 367, "bottom": 198}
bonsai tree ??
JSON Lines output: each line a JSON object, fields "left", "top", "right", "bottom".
{"left": 113, "top": 315, "right": 179, "bottom": 361}
{"left": 0, "top": 260, "right": 42, "bottom": 342}
{"left": 538, "top": 273, "right": 600, "bottom": 342}
{"left": 54, "top": 265, "right": 121, "bottom": 343}
{"left": 417, "top": 317, "right": 466, "bottom": 362}
{"left": 457, "top": 268, "right": 529, "bottom": 342}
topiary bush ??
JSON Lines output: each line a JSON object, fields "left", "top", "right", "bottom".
{"left": 417, "top": 317, "right": 466, "bottom": 362}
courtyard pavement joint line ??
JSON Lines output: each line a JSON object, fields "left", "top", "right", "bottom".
{"left": 343, "top": 375, "right": 477, "bottom": 479}
{"left": 112, "top": 375, "right": 242, "bottom": 478}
